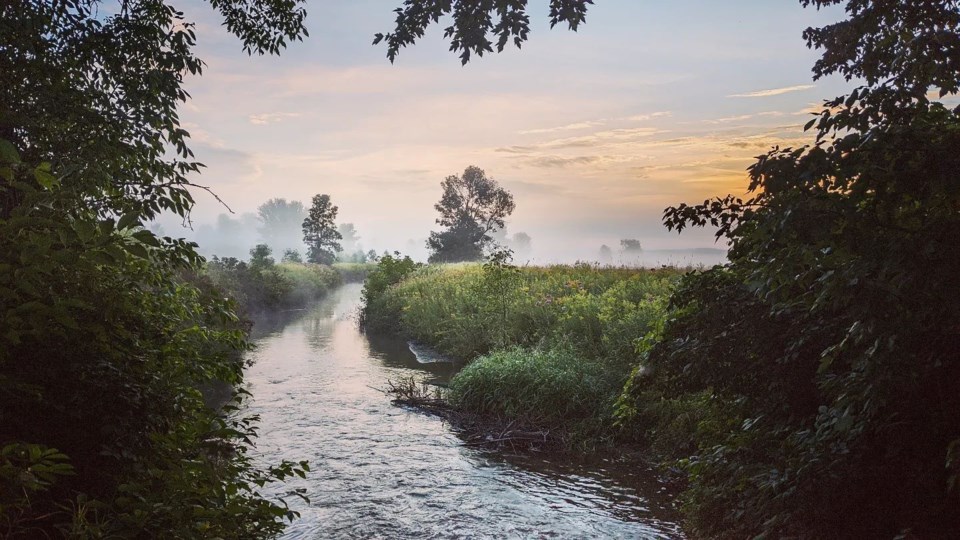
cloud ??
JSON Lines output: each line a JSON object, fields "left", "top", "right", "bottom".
{"left": 248, "top": 112, "right": 302, "bottom": 125}
{"left": 727, "top": 85, "right": 815, "bottom": 98}
{"left": 495, "top": 145, "right": 536, "bottom": 154}
{"left": 706, "top": 111, "right": 786, "bottom": 124}
{"left": 624, "top": 111, "right": 672, "bottom": 122}
{"left": 518, "top": 120, "right": 606, "bottom": 135}
{"left": 535, "top": 127, "right": 664, "bottom": 150}
{"left": 509, "top": 179, "right": 564, "bottom": 195}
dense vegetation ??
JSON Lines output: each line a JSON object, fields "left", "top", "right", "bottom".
{"left": 206, "top": 245, "right": 340, "bottom": 314}
{"left": 332, "top": 262, "right": 378, "bottom": 283}
{"left": 362, "top": 259, "right": 682, "bottom": 444}
{"left": 1, "top": 0, "right": 312, "bottom": 536}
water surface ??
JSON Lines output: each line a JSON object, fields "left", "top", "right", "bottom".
{"left": 245, "top": 283, "right": 684, "bottom": 539}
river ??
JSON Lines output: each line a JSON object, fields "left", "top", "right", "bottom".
{"left": 244, "top": 283, "right": 684, "bottom": 539}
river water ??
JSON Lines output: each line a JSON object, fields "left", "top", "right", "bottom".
{"left": 244, "top": 283, "right": 684, "bottom": 539}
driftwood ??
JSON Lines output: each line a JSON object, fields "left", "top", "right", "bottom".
{"left": 379, "top": 377, "right": 567, "bottom": 452}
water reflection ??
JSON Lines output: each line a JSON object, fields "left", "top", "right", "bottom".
{"left": 245, "top": 283, "right": 684, "bottom": 539}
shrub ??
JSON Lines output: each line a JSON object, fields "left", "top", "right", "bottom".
{"left": 359, "top": 253, "right": 422, "bottom": 331}
{"left": 448, "top": 347, "right": 619, "bottom": 442}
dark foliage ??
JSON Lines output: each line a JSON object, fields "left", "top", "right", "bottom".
{"left": 359, "top": 252, "right": 422, "bottom": 332}
{"left": 374, "top": 0, "right": 593, "bottom": 64}
{"left": 633, "top": 1, "right": 960, "bottom": 537}
{"left": 1, "top": 0, "right": 310, "bottom": 535}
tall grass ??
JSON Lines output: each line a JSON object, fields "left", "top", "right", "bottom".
{"left": 374, "top": 262, "right": 681, "bottom": 365}
{"left": 206, "top": 259, "right": 340, "bottom": 313}
{"left": 363, "top": 261, "right": 686, "bottom": 446}
{"left": 332, "top": 262, "right": 377, "bottom": 283}
{"left": 449, "top": 346, "right": 620, "bottom": 443}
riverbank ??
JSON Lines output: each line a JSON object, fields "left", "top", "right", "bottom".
{"left": 205, "top": 257, "right": 341, "bottom": 314}
{"left": 246, "top": 283, "right": 684, "bottom": 538}
{"left": 361, "top": 259, "right": 685, "bottom": 450}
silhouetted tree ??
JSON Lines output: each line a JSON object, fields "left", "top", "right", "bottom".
{"left": 511, "top": 232, "right": 532, "bottom": 260}
{"left": 302, "top": 194, "right": 342, "bottom": 265}
{"left": 620, "top": 239, "right": 642, "bottom": 253}
{"left": 427, "top": 166, "right": 515, "bottom": 263}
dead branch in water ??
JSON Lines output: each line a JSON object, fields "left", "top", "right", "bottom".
{"left": 380, "top": 376, "right": 567, "bottom": 452}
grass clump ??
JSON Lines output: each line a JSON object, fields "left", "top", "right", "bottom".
{"left": 449, "top": 346, "right": 619, "bottom": 442}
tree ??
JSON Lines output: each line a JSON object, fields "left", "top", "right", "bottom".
{"left": 642, "top": 3, "right": 960, "bottom": 538}
{"left": 427, "top": 166, "right": 515, "bottom": 263}
{"left": 338, "top": 223, "right": 360, "bottom": 252}
{"left": 619, "top": 238, "right": 642, "bottom": 266}
{"left": 374, "top": 0, "right": 591, "bottom": 64}
{"left": 619, "top": 239, "right": 641, "bottom": 253}
{"left": 258, "top": 198, "right": 306, "bottom": 254}
{"left": 282, "top": 248, "right": 303, "bottom": 263}
{"left": 1, "top": 0, "right": 309, "bottom": 535}
{"left": 249, "top": 244, "right": 275, "bottom": 271}
{"left": 302, "top": 194, "right": 342, "bottom": 265}
{"left": 598, "top": 244, "right": 613, "bottom": 264}
{"left": 511, "top": 232, "right": 532, "bottom": 261}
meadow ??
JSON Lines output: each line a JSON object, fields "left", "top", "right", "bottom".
{"left": 362, "top": 257, "right": 687, "bottom": 446}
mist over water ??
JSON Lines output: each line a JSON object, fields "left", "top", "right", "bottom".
{"left": 155, "top": 212, "right": 727, "bottom": 267}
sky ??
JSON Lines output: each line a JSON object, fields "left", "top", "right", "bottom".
{"left": 165, "top": 0, "right": 853, "bottom": 263}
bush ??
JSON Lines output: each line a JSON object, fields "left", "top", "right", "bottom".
{"left": 359, "top": 253, "right": 422, "bottom": 331}
{"left": 205, "top": 256, "right": 340, "bottom": 314}
{"left": 0, "top": 214, "right": 307, "bottom": 537}
{"left": 449, "top": 347, "right": 620, "bottom": 441}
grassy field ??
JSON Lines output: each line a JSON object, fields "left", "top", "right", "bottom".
{"left": 363, "top": 260, "right": 687, "bottom": 446}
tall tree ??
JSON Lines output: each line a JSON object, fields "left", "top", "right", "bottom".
{"left": 257, "top": 198, "right": 306, "bottom": 254}
{"left": 302, "top": 194, "right": 342, "bottom": 265}
{"left": 644, "top": 3, "right": 960, "bottom": 538}
{"left": 427, "top": 166, "right": 515, "bottom": 263}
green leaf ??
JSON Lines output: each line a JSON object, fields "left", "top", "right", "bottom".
{"left": 74, "top": 220, "right": 96, "bottom": 242}
{"left": 118, "top": 213, "right": 140, "bottom": 231}
{"left": 0, "top": 138, "right": 20, "bottom": 164}
{"left": 125, "top": 242, "right": 150, "bottom": 260}
{"left": 34, "top": 162, "right": 57, "bottom": 189}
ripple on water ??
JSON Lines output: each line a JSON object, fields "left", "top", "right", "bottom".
{"left": 245, "top": 284, "right": 685, "bottom": 539}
